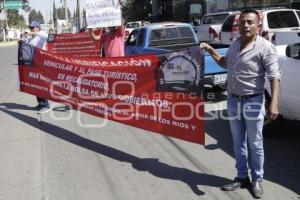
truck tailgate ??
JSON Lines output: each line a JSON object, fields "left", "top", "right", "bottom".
{"left": 204, "top": 48, "right": 227, "bottom": 74}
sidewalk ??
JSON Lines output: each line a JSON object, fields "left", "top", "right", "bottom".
{"left": 0, "top": 40, "right": 17, "bottom": 47}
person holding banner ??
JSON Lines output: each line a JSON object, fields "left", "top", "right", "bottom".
{"left": 88, "top": 25, "right": 125, "bottom": 57}
{"left": 21, "top": 20, "right": 51, "bottom": 113}
{"left": 200, "top": 9, "right": 280, "bottom": 198}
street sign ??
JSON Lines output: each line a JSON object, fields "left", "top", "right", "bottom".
{"left": 4, "top": 1, "right": 23, "bottom": 10}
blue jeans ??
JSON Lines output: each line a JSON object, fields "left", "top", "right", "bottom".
{"left": 227, "top": 94, "right": 265, "bottom": 181}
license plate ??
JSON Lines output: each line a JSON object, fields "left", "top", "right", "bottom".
{"left": 213, "top": 74, "right": 227, "bottom": 84}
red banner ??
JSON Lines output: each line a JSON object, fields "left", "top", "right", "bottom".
{"left": 47, "top": 32, "right": 101, "bottom": 57}
{"left": 18, "top": 42, "right": 205, "bottom": 144}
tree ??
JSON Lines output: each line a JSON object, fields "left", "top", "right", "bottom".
{"left": 82, "top": 9, "right": 87, "bottom": 28}
{"left": 121, "top": 0, "right": 151, "bottom": 22}
{"left": 0, "top": 0, "right": 28, "bottom": 29}
{"left": 53, "top": 1, "right": 57, "bottom": 31}
{"left": 37, "top": 11, "right": 44, "bottom": 24}
{"left": 160, "top": 0, "right": 173, "bottom": 21}
{"left": 56, "top": 7, "right": 71, "bottom": 20}
{"left": 28, "top": 9, "right": 38, "bottom": 24}
{"left": 7, "top": 10, "right": 26, "bottom": 28}
{"left": 28, "top": 9, "right": 44, "bottom": 24}
{"left": 173, "top": 2, "right": 187, "bottom": 22}
{"left": 53, "top": 1, "right": 57, "bottom": 21}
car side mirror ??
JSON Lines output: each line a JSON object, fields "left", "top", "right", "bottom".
{"left": 286, "top": 43, "right": 300, "bottom": 59}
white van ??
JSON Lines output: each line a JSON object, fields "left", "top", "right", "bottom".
{"left": 195, "top": 11, "right": 232, "bottom": 43}
{"left": 219, "top": 8, "right": 300, "bottom": 45}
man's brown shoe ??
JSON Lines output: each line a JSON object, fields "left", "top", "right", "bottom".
{"left": 221, "top": 177, "right": 251, "bottom": 191}
{"left": 252, "top": 180, "right": 263, "bottom": 198}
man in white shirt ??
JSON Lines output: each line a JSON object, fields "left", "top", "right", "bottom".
{"left": 22, "top": 20, "right": 50, "bottom": 113}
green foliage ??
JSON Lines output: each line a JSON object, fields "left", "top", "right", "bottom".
{"left": 7, "top": 10, "right": 26, "bottom": 28}
{"left": 53, "top": 1, "right": 57, "bottom": 20}
{"left": 121, "top": 0, "right": 173, "bottom": 22}
{"left": 37, "top": 11, "right": 44, "bottom": 24}
{"left": 28, "top": 9, "right": 44, "bottom": 25}
{"left": 82, "top": 9, "right": 87, "bottom": 27}
{"left": 0, "top": 0, "right": 28, "bottom": 28}
{"left": 56, "top": 7, "right": 71, "bottom": 20}
{"left": 28, "top": 9, "right": 37, "bottom": 24}
{"left": 122, "top": 0, "right": 151, "bottom": 22}
{"left": 173, "top": 2, "right": 186, "bottom": 22}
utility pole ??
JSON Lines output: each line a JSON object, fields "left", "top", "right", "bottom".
{"left": 52, "top": 0, "right": 57, "bottom": 32}
{"left": 64, "top": 0, "right": 68, "bottom": 28}
{"left": 76, "top": 0, "right": 80, "bottom": 32}
{"left": 3, "top": 0, "right": 7, "bottom": 42}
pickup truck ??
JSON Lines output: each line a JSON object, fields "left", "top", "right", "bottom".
{"left": 195, "top": 11, "right": 232, "bottom": 44}
{"left": 125, "top": 22, "right": 227, "bottom": 87}
{"left": 265, "top": 43, "right": 300, "bottom": 121}
{"left": 220, "top": 9, "right": 300, "bottom": 45}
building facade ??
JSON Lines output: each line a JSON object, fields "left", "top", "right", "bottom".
{"left": 152, "top": 0, "right": 300, "bottom": 22}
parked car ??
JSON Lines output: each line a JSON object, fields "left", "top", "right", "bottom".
{"left": 195, "top": 11, "right": 232, "bottom": 43}
{"left": 265, "top": 43, "right": 300, "bottom": 121}
{"left": 125, "top": 22, "right": 199, "bottom": 55}
{"left": 125, "top": 22, "right": 228, "bottom": 88}
{"left": 220, "top": 8, "right": 300, "bottom": 45}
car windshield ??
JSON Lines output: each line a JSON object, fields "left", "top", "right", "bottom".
{"left": 202, "top": 14, "right": 229, "bottom": 25}
{"left": 126, "top": 22, "right": 140, "bottom": 28}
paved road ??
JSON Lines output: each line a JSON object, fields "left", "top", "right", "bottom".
{"left": 0, "top": 44, "right": 299, "bottom": 200}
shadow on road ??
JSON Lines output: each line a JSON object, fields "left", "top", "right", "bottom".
{"left": 0, "top": 102, "right": 36, "bottom": 111}
{"left": 205, "top": 109, "right": 300, "bottom": 195}
{"left": 0, "top": 103, "right": 70, "bottom": 113}
{"left": 0, "top": 105, "right": 232, "bottom": 196}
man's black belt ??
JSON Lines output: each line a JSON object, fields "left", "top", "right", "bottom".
{"left": 230, "top": 93, "right": 263, "bottom": 100}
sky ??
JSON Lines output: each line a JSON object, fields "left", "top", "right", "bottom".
{"left": 21, "top": 0, "right": 86, "bottom": 23}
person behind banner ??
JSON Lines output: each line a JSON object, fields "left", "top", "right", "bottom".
{"left": 191, "top": 17, "right": 199, "bottom": 26}
{"left": 88, "top": 24, "right": 125, "bottom": 57}
{"left": 20, "top": 20, "right": 51, "bottom": 114}
{"left": 48, "top": 28, "right": 54, "bottom": 34}
{"left": 200, "top": 9, "right": 280, "bottom": 198}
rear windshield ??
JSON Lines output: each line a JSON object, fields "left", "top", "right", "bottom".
{"left": 202, "top": 14, "right": 229, "bottom": 25}
{"left": 149, "top": 27, "right": 196, "bottom": 47}
{"left": 221, "top": 15, "right": 235, "bottom": 32}
{"left": 267, "top": 11, "right": 300, "bottom": 28}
